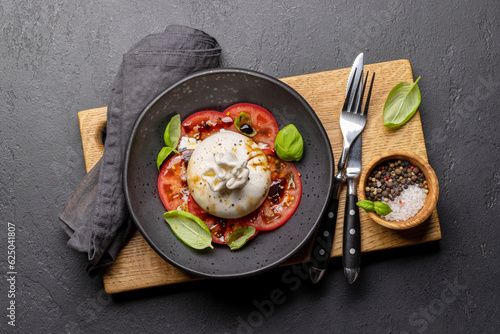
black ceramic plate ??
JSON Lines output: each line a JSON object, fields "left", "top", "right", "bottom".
{"left": 124, "top": 68, "right": 333, "bottom": 278}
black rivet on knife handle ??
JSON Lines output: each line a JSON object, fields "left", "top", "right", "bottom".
{"left": 342, "top": 193, "right": 361, "bottom": 277}
{"left": 309, "top": 196, "right": 339, "bottom": 271}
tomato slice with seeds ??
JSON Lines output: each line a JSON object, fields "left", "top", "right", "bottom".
{"left": 224, "top": 103, "right": 279, "bottom": 153}
{"left": 246, "top": 155, "right": 302, "bottom": 231}
{"left": 158, "top": 151, "right": 191, "bottom": 211}
{"left": 180, "top": 110, "right": 235, "bottom": 140}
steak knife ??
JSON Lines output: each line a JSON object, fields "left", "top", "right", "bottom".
{"left": 342, "top": 133, "right": 362, "bottom": 284}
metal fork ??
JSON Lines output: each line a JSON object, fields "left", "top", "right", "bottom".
{"left": 335, "top": 68, "right": 371, "bottom": 182}
{"left": 309, "top": 67, "right": 375, "bottom": 283}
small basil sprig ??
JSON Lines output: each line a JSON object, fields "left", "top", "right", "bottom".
{"left": 157, "top": 114, "right": 181, "bottom": 170}
{"left": 356, "top": 200, "right": 374, "bottom": 212}
{"left": 383, "top": 76, "right": 421, "bottom": 128}
{"left": 234, "top": 112, "right": 257, "bottom": 137}
{"left": 227, "top": 226, "right": 256, "bottom": 250}
{"left": 163, "top": 210, "right": 213, "bottom": 250}
{"left": 356, "top": 200, "right": 393, "bottom": 216}
{"left": 274, "top": 124, "right": 304, "bottom": 161}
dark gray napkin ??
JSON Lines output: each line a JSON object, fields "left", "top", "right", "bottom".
{"left": 59, "top": 25, "right": 221, "bottom": 276}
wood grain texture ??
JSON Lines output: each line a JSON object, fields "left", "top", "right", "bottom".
{"left": 77, "top": 59, "right": 441, "bottom": 294}
{"left": 78, "top": 107, "right": 107, "bottom": 173}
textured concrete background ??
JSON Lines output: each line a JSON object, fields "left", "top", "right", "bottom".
{"left": 1, "top": 0, "right": 499, "bottom": 333}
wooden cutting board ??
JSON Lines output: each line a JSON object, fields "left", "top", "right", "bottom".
{"left": 78, "top": 59, "right": 441, "bottom": 294}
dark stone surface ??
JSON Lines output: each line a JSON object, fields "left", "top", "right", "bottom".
{"left": 1, "top": 0, "right": 498, "bottom": 333}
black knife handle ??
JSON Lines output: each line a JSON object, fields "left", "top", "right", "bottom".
{"left": 310, "top": 197, "right": 339, "bottom": 269}
{"left": 342, "top": 193, "right": 361, "bottom": 283}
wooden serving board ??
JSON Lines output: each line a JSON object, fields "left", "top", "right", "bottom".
{"left": 78, "top": 59, "right": 441, "bottom": 294}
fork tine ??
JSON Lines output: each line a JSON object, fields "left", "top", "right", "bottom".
{"left": 362, "top": 72, "right": 376, "bottom": 116}
{"left": 349, "top": 70, "right": 364, "bottom": 112}
{"left": 342, "top": 68, "right": 357, "bottom": 111}
{"left": 355, "top": 71, "right": 369, "bottom": 114}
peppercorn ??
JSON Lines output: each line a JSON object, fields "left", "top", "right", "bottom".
{"left": 364, "top": 158, "right": 427, "bottom": 205}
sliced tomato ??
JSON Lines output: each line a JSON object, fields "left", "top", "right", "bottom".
{"left": 180, "top": 110, "right": 235, "bottom": 140}
{"left": 224, "top": 103, "right": 279, "bottom": 153}
{"left": 247, "top": 155, "right": 302, "bottom": 231}
{"left": 158, "top": 105, "right": 300, "bottom": 246}
{"left": 187, "top": 195, "right": 258, "bottom": 244}
{"left": 158, "top": 151, "right": 191, "bottom": 211}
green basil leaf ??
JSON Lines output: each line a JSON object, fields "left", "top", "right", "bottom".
{"left": 164, "top": 114, "right": 181, "bottom": 148}
{"left": 274, "top": 124, "right": 304, "bottom": 161}
{"left": 374, "top": 201, "right": 393, "bottom": 216}
{"left": 163, "top": 210, "right": 214, "bottom": 250}
{"left": 227, "top": 226, "right": 256, "bottom": 250}
{"left": 157, "top": 146, "right": 179, "bottom": 170}
{"left": 234, "top": 112, "right": 256, "bottom": 137}
{"left": 158, "top": 114, "right": 181, "bottom": 170}
{"left": 356, "top": 200, "right": 375, "bottom": 212}
{"left": 383, "top": 76, "right": 421, "bottom": 128}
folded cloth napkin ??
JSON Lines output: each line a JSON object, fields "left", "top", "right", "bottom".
{"left": 59, "top": 25, "right": 221, "bottom": 276}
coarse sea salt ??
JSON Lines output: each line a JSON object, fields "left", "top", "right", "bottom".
{"left": 384, "top": 184, "right": 427, "bottom": 221}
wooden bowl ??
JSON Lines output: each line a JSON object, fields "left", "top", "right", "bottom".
{"left": 358, "top": 150, "right": 439, "bottom": 230}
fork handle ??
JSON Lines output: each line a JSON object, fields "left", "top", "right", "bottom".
{"left": 342, "top": 180, "right": 361, "bottom": 284}
{"left": 308, "top": 178, "right": 341, "bottom": 283}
